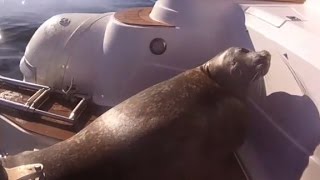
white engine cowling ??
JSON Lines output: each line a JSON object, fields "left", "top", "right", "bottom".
{"left": 20, "top": 0, "right": 253, "bottom": 107}
{"left": 20, "top": 12, "right": 113, "bottom": 98}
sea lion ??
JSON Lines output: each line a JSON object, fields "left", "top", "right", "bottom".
{"left": 1, "top": 47, "right": 271, "bottom": 180}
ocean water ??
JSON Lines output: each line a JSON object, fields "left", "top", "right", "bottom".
{"left": 0, "top": 0, "right": 155, "bottom": 79}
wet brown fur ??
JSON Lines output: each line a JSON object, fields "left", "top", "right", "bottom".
{"left": 1, "top": 47, "right": 270, "bottom": 179}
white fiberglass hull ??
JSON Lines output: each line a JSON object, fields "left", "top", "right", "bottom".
{"left": 238, "top": 1, "right": 320, "bottom": 179}
{"left": 1, "top": 0, "right": 320, "bottom": 180}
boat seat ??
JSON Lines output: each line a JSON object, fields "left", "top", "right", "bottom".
{"left": 0, "top": 105, "right": 106, "bottom": 141}
{"left": 114, "top": 7, "right": 174, "bottom": 27}
{"left": 0, "top": 77, "right": 110, "bottom": 141}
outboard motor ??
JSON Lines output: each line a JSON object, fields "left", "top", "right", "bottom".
{"left": 20, "top": 0, "right": 253, "bottom": 107}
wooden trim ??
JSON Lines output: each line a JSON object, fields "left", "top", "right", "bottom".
{"left": 0, "top": 100, "right": 108, "bottom": 141}
{"left": 0, "top": 103, "right": 108, "bottom": 140}
{"left": 256, "top": 0, "right": 305, "bottom": 3}
{"left": 114, "top": 7, "right": 174, "bottom": 27}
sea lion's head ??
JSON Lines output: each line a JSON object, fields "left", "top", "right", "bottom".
{"left": 202, "top": 47, "right": 271, "bottom": 91}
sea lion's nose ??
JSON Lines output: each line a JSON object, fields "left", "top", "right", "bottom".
{"left": 255, "top": 50, "right": 271, "bottom": 66}
{"left": 254, "top": 50, "right": 271, "bottom": 76}
{"left": 255, "top": 57, "right": 269, "bottom": 67}
{"left": 259, "top": 50, "right": 271, "bottom": 61}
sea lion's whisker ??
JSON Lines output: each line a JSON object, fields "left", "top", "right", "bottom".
{"left": 250, "top": 72, "right": 260, "bottom": 83}
{"left": 258, "top": 79, "right": 262, "bottom": 98}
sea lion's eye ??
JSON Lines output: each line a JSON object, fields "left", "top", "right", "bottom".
{"left": 240, "top": 48, "right": 250, "bottom": 53}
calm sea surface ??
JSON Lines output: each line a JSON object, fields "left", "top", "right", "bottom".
{"left": 0, "top": 0, "right": 155, "bottom": 79}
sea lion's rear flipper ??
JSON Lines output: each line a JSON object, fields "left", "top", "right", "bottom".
{"left": 1, "top": 163, "right": 45, "bottom": 180}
